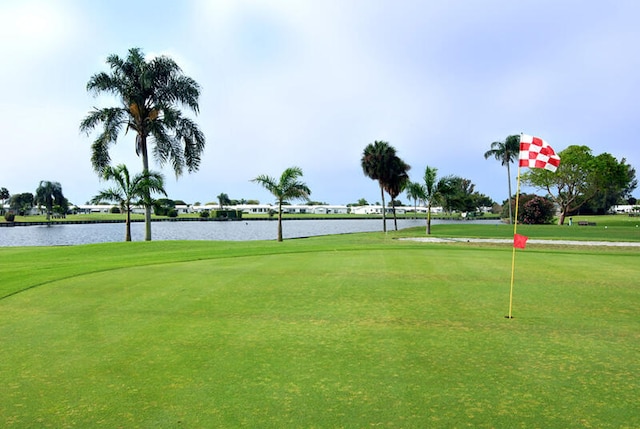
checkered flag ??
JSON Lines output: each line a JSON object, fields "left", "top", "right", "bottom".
{"left": 519, "top": 134, "right": 561, "bottom": 172}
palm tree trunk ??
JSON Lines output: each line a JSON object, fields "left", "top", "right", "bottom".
{"left": 392, "top": 201, "right": 398, "bottom": 231}
{"left": 427, "top": 202, "right": 432, "bottom": 235}
{"left": 506, "top": 163, "right": 513, "bottom": 224}
{"left": 277, "top": 201, "right": 283, "bottom": 242}
{"left": 140, "top": 135, "right": 152, "bottom": 241}
{"left": 125, "top": 206, "right": 132, "bottom": 242}
{"left": 379, "top": 184, "right": 386, "bottom": 233}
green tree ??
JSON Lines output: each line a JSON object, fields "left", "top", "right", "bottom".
{"left": 522, "top": 145, "right": 636, "bottom": 224}
{"left": 581, "top": 158, "right": 636, "bottom": 214}
{"left": 423, "top": 166, "right": 441, "bottom": 235}
{"left": 437, "top": 175, "right": 477, "bottom": 214}
{"left": 0, "top": 187, "right": 9, "bottom": 205}
{"left": 361, "top": 140, "right": 398, "bottom": 233}
{"left": 384, "top": 157, "right": 411, "bottom": 230}
{"left": 251, "top": 167, "right": 311, "bottom": 242}
{"left": 405, "top": 182, "right": 426, "bottom": 219}
{"left": 9, "top": 193, "right": 34, "bottom": 216}
{"left": 153, "top": 198, "right": 176, "bottom": 216}
{"left": 35, "top": 181, "right": 67, "bottom": 222}
{"left": 484, "top": 134, "right": 520, "bottom": 223}
{"left": 91, "top": 164, "right": 166, "bottom": 241}
{"left": 217, "top": 193, "right": 231, "bottom": 208}
{"left": 472, "top": 193, "right": 494, "bottom": 212}
{"left": 80, "top": 47, "right": 205, "bottom": 241}
{"left": 0, "top": 187, "right": 9, "bottom": 215}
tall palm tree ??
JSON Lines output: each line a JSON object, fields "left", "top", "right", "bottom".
{"left": 383, "top": 157, "right": 411, "bottom": 231}
{"left": 361, "top": 140, "right": 397, "bottom": 233}
{"left": 91, "top": 164, "right": 166, "bottom": 241}
{"left": 484, "top": 135, "right": 520, "bottom": 223}
{"left": 80, "top": 47, "right": 205, "bottom": 241}
{"left": 251, "top": 167, "right": 311, "bottom": 242}
{"left": 35, "top": 181, "right": 67, "bottom": 222}
{"left": 423, "top": 166, "right": 440, "bottom": 235}
{"left": 405, "top": 181, "right": 426, "bottom": 219}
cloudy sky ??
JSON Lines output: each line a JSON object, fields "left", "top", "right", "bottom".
{"left": 1, "top": 0, "right": 639, "bottom": 206}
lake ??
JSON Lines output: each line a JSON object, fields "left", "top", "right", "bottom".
{"left": 0, "top": 218, "right": 496, "bottom": 247}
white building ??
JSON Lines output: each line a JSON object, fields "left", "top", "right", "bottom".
{"left": 350, "top": 205, "right": 407, "bottom": 215}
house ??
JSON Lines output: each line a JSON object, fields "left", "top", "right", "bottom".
{"left": 350, "top": 205, "right": 407, "bottom": 215}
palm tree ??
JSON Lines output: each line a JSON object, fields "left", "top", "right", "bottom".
{"left": 423, "top": 166, "right": 440, "bottom": 235}
{"left": 484, "top": 135, "right": 520, "bottom": 223}
{"left": 35, "top": 181, "right": 67, "bottom": 222}
{"left": 91, "top": 164, "right": 166, "bottom": 241}
{"left": 361, "top": 140, "right": 397, "bottom": 233}
{"left": 405, "top": 182, "right": 426, "bottom": 219}
{"left": 251, "top": 167, "right": 311, "bottom": 242}
{"left": 80, "top": 47, "right": 205, "bottom": 241}
{"left": 217, "top": 193, "right": 231, "bottom": 209}
{"left": 383, "top": 157, "right": 411, "bottom": 231}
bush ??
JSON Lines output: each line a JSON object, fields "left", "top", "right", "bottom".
{"left": 4, "top": 212, "right": 15, "bottom": 222}
{"left": 110, "top": 206, "right": 121, "bottom": 214}
{"left": 153, "top": 199, "right": 176, "bottom": 216}
{"left": 211, "top": 210, "right": 243, "bottom": 219}
{"left": 520, "top": 195, "right": 555, "bottom": 224}
{"left": 168, "top": 209, "right": 178, "bottom": 218}
{"left": 199, "top": 210, "right": 210, "bottom": 218}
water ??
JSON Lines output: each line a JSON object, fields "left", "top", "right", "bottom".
{"left": 0, "top": 218, "right": 446, "bottom": 247}
{"left": 0, "top": 219, "right": 501, "bottom": 247}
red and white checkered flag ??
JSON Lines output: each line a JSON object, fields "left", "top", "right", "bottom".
{"left": 519, "top": 134, "right": 561, "bottom": 172}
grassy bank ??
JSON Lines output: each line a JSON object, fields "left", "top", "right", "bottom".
{"left": 1, "top": 229, "right": 638, "bottom": 427}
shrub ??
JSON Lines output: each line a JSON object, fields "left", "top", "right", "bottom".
{"left": 4, "top": 212, "right": 15, "bottom": 222}
{"left": 168, "top": 209, "right": 178, "bottom": 218}
{"left": 199, "top": 210, "right": 210, "bottom": 218}
{"left": 520, "top": 195, "right": 555, "bottom": 224}
{"left": 110, "top": 206, "right": 121, "bottom": 214}
{"left": 211, "top": 209, "right": 243, "bottom": 219}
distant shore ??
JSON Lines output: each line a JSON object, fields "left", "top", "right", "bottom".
{"left": 0, "top": 214, "right": 500, "bottom": 227}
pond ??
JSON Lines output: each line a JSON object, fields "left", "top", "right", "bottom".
{"left": 0, "top": 218, "right": 497, "bottom": 247}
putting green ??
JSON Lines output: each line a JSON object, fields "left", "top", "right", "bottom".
{"left": 1, "top": 241, "right": 638, "bottom": 427}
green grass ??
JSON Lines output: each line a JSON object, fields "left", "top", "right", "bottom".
{"left": 398, "top": 215, "right": 640, "bottom": 242}
{"left": 1, "top": 229, "right": 639, "bottom": 428}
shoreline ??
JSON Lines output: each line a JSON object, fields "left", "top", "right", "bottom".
{"left": 0, "top": 216, "right": 497, "bottom": 227}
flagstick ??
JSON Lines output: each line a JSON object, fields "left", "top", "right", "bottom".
{"left": 507, "top": 166, "right": 523, "bottom": 319}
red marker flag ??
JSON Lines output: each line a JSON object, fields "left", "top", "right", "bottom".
{"left": 519, "top": 134, "right": 561, "bottom": 172}
{"left": 513, "top": 233, "right": 528, "bottom": 249}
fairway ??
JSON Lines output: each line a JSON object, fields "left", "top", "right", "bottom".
{"left": 1, "top": 232, "right": 639, "bottom": 428}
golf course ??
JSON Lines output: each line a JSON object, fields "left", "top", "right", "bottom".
{"left": 1, "top": 218, "right": 639, "bottom": 428}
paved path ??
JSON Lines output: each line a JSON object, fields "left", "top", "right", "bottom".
{"left": 400, "top": 237, "right": 640, "bottom": 247}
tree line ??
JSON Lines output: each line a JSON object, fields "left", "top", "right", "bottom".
{"left": 2, "top": 48, "right": 637, "bottom": 241}
{"left": 483, "top": 134, "right": 637, "bottom": 225}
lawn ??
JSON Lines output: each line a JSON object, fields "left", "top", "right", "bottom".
{"left": 0, "top": 228, "right": 638, "bottom": 428}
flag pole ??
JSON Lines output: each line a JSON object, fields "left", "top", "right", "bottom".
{"left": 507, "top": 162, "right": 523, "bottom": 319}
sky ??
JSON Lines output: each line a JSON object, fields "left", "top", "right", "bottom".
{"left": 1, "top": 0, "right": 639, "bottom": 207}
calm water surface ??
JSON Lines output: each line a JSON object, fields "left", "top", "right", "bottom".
{"left": 1, "top": 219, "right": 500, "bottom": 247}
{"left": 0, "top": 219, "right": 443, "bottom": 247}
